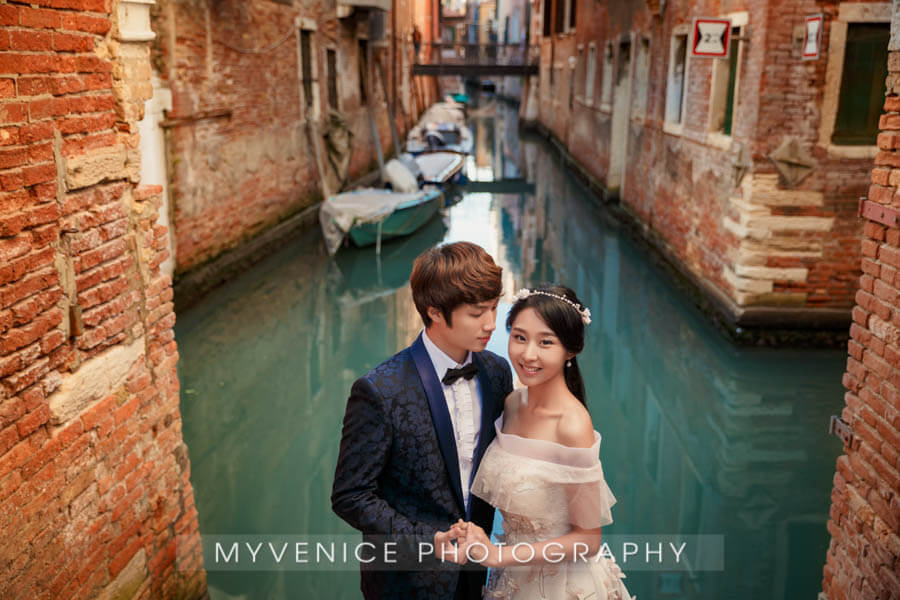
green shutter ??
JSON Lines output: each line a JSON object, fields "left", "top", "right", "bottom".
{"left": 723, "top": 28, "right": 740, "bottom": 136}
{"left": 833, "top": 23, "right": 889, "bottom": 145}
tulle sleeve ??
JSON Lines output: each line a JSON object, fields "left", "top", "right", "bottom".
{"left": 471, "top": 420, "right": 617, "bottom": 530}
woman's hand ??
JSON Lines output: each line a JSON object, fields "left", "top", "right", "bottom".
{"left": 458, "top": 522, "right": 502, "bottom": 568}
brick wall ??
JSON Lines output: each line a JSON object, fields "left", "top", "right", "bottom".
{"left": 153, "top": 0, "right": 428, "bottom": 274}
{"left": 822, "top": 16, "right": 900, "bottom": 598}
{"left": 523, "top": 0, "right": 877, "bottom": 328}
{"left": 0, "top": 0, "right": 205, "bottom": 597}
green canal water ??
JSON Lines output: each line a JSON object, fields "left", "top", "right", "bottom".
{"left": 174, "top": 101, "right": 847, "bottom": 599}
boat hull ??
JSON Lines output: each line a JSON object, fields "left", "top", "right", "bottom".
{"left": 348, "top": 191, "right": 444, "bottom": 247}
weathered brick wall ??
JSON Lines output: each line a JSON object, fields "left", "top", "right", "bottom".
{"left": 524, "top": 0, "right": 875, "bottom": 321}
{"left": 0, "top": 0, "right": 205, "bottom": 597}
{"left": 153, "top": 0, "right": 425, "bottom": 274}
{"left": 822, "top": 21, "right": 900, "bottom": 599}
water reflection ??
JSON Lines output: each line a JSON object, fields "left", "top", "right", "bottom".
{"left": 175, "top": 99, "right": 845, "bottom": 600}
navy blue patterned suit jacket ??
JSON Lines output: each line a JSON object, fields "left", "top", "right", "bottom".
{"left": 332, "top": 333, "right": 513, "bottom": 600}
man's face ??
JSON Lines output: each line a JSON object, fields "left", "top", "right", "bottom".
{"left": 429, "top": 298, "right": 499, "bottom": 359}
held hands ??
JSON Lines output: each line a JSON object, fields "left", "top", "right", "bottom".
{"left": 434, "top": 519, "right": 469, "bottom": 563}
{"left": 433, "top": 520, "right": 501, "bottom": 567}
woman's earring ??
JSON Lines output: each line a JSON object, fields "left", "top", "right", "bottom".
{"left": 566, "top": 360, "right": 572, "bottom": 368}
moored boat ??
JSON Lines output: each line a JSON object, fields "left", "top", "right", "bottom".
{"left": 319, "top": 187, "right": 444, "bottom": 255}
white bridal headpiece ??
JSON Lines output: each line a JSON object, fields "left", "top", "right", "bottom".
{"left": 512, "top": 288, "right": 592, "bottom": 325}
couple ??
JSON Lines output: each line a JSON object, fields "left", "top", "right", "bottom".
{"left": 332, "top": 242, "right": 633, "bottom": 600}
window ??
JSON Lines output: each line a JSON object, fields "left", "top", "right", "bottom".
{"left": 708, "top": 26, "right": 742, "bottom": 135}
{"left": 633, "top": 37, "right": 650, "bottom": 118}
{"left": 543, "top": 0, "right": 552, "bottom": 37}
{"left": 326, "top": 48, "right": 338, "bottom": 110}
{"left": 553, "top": 0, "right": 575, "bottom": 34}
{"left": 585, "top": 43, "right": 597, "bottom": 106}
{"left": 833, "top": 23, "right": 889, "bottom": 145}
{"left": 569, "top": 58, "right": 576, "bottom": 110}
{"left": 616, "top": 39, "right": 631, "bottom": 87}
{"left": 665, "top": 33, "right": 688, "bottom": 124}
{"left": 600, "top": 43, "right": 614, "bottom": 109}
{"left": 298, "top": 28, "right": 319, "bottom": 120}
{"left": 555, "top": 0, "right": 565, "bottom": 34}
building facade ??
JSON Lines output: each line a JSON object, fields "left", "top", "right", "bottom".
{"left": 824, "top": 7, "right": 900, "bottom": 598}
{"left": 0, "top": 0, "right": 205, "bottom": 597}
{"left": 522, "top": 0, "right": 890, "bottom": 338}
{"left": 0, "top": 0, "right": 436, "bottom": 597}
{"left": 150, "top": 0, "right": 437, "bottom": 275}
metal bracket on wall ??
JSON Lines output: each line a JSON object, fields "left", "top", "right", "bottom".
{"left": 160, "top": 109, "right": 232, "bottom": 128}
{"left": 829, "top": 415, "right": 854, "bottom": 448}
{"left": 858, "top": 197, "right": 900, "bottom": 228}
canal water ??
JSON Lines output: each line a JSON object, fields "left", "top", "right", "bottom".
{"left": 174, "top": 99, "right": 847, "bottom": 599}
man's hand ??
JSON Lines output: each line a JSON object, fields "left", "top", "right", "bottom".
{"left": 434, "top": 519, "right": 468, "bottom": 564}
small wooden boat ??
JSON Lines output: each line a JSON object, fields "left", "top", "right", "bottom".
{"left": 320, "top": 187, "right": 444, "bottom": 254}
{"left": 414, "top": 151, "right": 465, "bottom": 186}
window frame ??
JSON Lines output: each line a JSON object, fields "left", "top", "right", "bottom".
{"left": 706, "top": 12, "right": 747, "bottom": 148}
{"left": 599, "top": 42, "right": 614, "bottom": 113}
{"left": 663, "top": 25, "right": 691, "bottom": 134}
{"left": 585, "top": 42, "right": 597, "bottom": 107}
{"left": 817, "top": 2, "right": 890, "bottom": 159}
{"left": 326, "top": 47, "right": 340, "bottom": 111}
{"left": 297, "top": 21, "right": 321, "bottom": 122}
{"left": 632, "top": 35, "right": 651, "bottom": 121}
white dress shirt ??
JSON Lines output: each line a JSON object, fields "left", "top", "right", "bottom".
{"left": 422, "top": 329, "right": 483, "bottom": 510}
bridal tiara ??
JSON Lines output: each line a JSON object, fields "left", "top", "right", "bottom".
{"left": 512, "top": 288, "right": 592, "bottom": 325}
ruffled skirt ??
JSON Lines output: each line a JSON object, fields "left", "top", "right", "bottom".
{"left": 483, "top": 552, "right": 634, "bottom": 600}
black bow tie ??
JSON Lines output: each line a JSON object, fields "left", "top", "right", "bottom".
{"left": 442, "top": 363, "right": 478, "bottom": 385}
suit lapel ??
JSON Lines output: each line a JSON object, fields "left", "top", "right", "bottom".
{"left": 410, "top": 334, "right": 465, "bottom": 513}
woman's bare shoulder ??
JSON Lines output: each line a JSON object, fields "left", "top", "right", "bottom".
{"left": 555, "top": 401, "right": 594, "bottom": 448}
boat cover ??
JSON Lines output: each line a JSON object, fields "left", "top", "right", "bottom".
{"left": 415, "top": 152, "right": 464, "bottom": 183}
{"left": 319, "top": 189, "right": 434, "bottom": 255}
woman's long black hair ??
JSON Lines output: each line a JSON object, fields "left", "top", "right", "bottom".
{"left": 506, "top": 284, "right": 588, "bottom": 407}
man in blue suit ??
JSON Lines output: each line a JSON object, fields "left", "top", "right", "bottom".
{"left": 332, "top": 241, "right": 514, "bottom": 599}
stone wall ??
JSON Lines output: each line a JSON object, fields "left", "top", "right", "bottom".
{"left": 522, "top": 0, "right": 883, "bottom": 333}
{"left": 153, "top": 0, "right": 430, "bottom": 274}
{"left": 0, "top": 0, "right": 205, "bottom": 597}
{"left": 822, "top": 5, "right": 900, "bottom": 597}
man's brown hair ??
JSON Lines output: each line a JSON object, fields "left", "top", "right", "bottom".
{"left": 410, "top": 242, "right": 503, "bottom": 327}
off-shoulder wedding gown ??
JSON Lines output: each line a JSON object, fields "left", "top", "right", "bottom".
{"left": 470, "top": 389, "right": 635, "bottom": 600}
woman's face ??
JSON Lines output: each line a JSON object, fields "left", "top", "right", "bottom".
{"left": 507, "top": 307, "right": 573, "bottom": 387}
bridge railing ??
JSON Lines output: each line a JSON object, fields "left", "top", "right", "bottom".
{"left": 417, "top": 42, "right": 536, "bottom": 67}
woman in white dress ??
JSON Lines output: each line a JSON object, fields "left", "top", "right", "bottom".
{"left": 439, "top": 285, "right": 634, "bottom": 600}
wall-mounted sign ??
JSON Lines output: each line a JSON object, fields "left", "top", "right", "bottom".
{"left": 802, "top": 14, "right": 824, "bottom": 60}
{"left": 691, "top": 17, "right": 732, "bottom": 58}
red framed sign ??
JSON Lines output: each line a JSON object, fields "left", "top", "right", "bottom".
{"left": 802, "top": 14, "right": 824, "bottom": 60}
{"left": 691, "top": 17, "right": 732, "bottom": 58}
